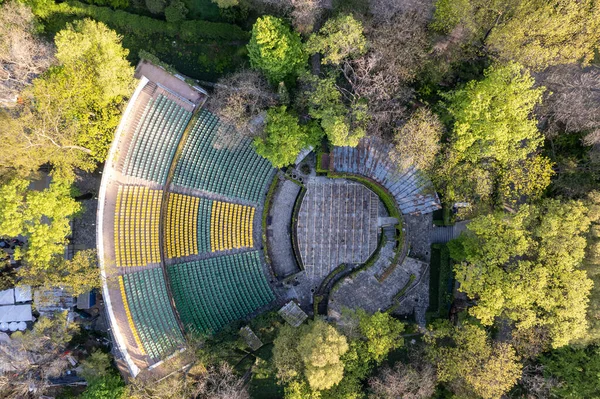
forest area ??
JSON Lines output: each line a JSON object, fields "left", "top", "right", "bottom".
{"left": 1, "top": 0, "right": 600, "bottom": 397}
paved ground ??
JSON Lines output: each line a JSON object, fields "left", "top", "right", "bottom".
{"left": 71, "top": 169, "right": 103, "bottom": 250}
{"left": 297, "top": 178, "right": 379, "bottom": 280}
{"left": 328, "top": 256, "right": 429, "bottom": 323}
{"left": 266, "top": 176, "right": 301, "bottom": 279}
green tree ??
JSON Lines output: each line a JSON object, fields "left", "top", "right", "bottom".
{"left": 451, "top": 199, "right": 593, "bottom": 347}
{"left": 540, "top": 345, "right": 600, "bottom": 398}
{"left": 357, "top": 310, "right": 404, "bottom": 363}
{"left": 5, "top": 19, "right": 134, "bottom": 179}
{"left": 145, "top": 0, "right": 166, "bottom": 13}
{"left": 0, "top": 178, "right": 80, "bottom": 268}
{"left": 306, "top": 14, "right": 367, "bottom": 65}
{"left": 430, "top": 0, "right": 600, "bottom": 70}
{"left": 273, "top": 319, "right": 349, "bottom": 392}
{"left": 487, "top": 0, "right": 600, "bottom": 70}
{"left": 0, "top": 178, "right": 97, "bottom": 294}
{"left": 164, "top": 0, "right": 187, "bottom": 22}
{"left": 304, "top": 74, "right": 367, "bottom": 147}
{"left": 436, "top": 62, "right": 549, "bottom": 204}
{"left": 254, "top": 106, "right": 323, "bottom": 168}
{"left": 247, "top": 16, "right": 306, "bottom": 83}
{"left": 425, "top": 322, "right": 522, "bottom": 399}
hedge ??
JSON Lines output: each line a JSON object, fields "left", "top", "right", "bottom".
{"left": 427, "top": 243, "right": 454, "bottom": 319}
{"left": 45, "top": 1, "right": 249, "bottom": 41}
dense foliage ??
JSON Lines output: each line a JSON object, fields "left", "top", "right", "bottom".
{"left": 247, "top": 16, "right": 306, "bottom": 83}
{"left": 254, "top": 106, "right": 323, "bottom": 168}
{"left": 449, "top": 199, "right": 593, "bottom": 347}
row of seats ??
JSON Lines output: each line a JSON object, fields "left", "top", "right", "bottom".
{"left": 332, "top": 137, "right": 440, "bottom": 215}
{"left": 173, "top": 109, "right": 275, "bottom": 204}
{"left": 122, "top": 94, "right": 192, "bottom": 185}
{"left": 121, "top": 268, "right": 185, "bottom": 361}
{"left": 167, "top": 251, "right": 274, "bottom": 334}
{"left": 114, "top": 186, "right": 162, "bottom": 267}
{"left": 119, "top": 276, "right": 145, "bottom": 355}
{"left": 210, "top": 201, "right": 255, "bottom": 252}
{"left": 164, "top": 193, "right": 200, "bottom": 259}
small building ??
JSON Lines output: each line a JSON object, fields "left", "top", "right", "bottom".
{"left": 278, "top": 301, "right": 308, "bottom": 327}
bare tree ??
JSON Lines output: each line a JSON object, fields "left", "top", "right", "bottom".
{"left": 206, "top": 70, "right": 278, "bottom": 149}
{"left": 535, "top": 65, "right": 600, "bottom": 141}
{"left": 368, "top": 360, "right": 437, "bottom": 399}
{"left": 0, "top": 1, "right": 55, "bottom": 107}
{"left": 291, "top": 0, "right": 322, "bottom": 35}
{"left": 341, "top": 12, "right": 429, "bottom": 136}
{"left": 0, "top": 313, "right": 78, "bottom": 398}
{"left": 369, "top": 0, "right": 434, "bottom": 23}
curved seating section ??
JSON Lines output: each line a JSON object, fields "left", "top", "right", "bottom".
{"left": 167, "top": 251, "right": 274, "bottom": 334}
{"left": 114, "top": 186, "right": 162, "bottom": 267}
{"left": 165, "top": 193, "right": 200, "bottom": 259}
{"left": 332, "top": 137, "right": 440, "bottom": 215}
{"left": 173, "top": 109, "right": 275, "bottom": 203}
{"left": 122, "top": 94, "right": 192, "bottom": 185}
{"left": 119, "top": 276, "right": 146, "bottom": 355}
{"left": 121, "top": 268, "right": 185, "bottom": 361}
{"left": 210, "top": 201, "right": 255, "bottom": 252}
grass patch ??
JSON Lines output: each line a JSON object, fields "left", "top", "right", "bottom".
{"left": 426, "top": 243, "right": 454, "bottom": 320}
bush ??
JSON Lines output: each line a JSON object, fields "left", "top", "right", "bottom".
{"left": 164, "top": 0, "right": 187, "bottom": 22}
{"left": 145, "top": 0, "right": 166, "bottom": 14}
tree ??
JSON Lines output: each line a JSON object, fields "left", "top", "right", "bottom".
{"left": 0, "top": 312, "right": 79, "bottom": 397}
{"left": 212, "top": 0, "right": 239, "bottom": 7}
{"left": 425, "top": 322, "right": 522, "bottom": 399}
{"left": 206, "top": 69, "right": 278, "bottom": 145}
{"left": 357, "top": 310, "right": 404, "bottom": 363}
{"left": 273, "top": 319, "right": 349, "bottom": 391}
{"left": 368, "top": 361, "right": 437, "bottom": 399}
{"left": 303, "top": 74, "right": 367, "bottom": 147}
{"left": 298, "top": 320, "right": 349, "bottom": 391}
{"left": 145, "top": 0, "right": 166, "bottom": 13}
{"left": 391, "top": 107, "right": 443, "bottom": 172}
{"left": 164, "top": 0, "right": 188, "bottom": 22}
{"left": 539, "top": 345, "right": 600, "bottom": 398}
{"left": 450, "top": 199, "right": 594, "bottom": 347}
{"left": 487, "top": 0, "right": 600, "bottom": 70}
{"left": 306, "top": 14, "right": 367, "bottom": 66}
{"left": 290, "top": 0, "right": 321, "bottom": 36}
{"left": 0, "top": 178, "right": 80, "bottom": 268}
{"left": 340, "top": 13, "right": 427, "bottom": 136}
{"left": 18, "top": 249, "right": 101, "bottom": 296}
{"left": 254, "top": 106, "right": 323, "bottom": 168}
{"left": 79, "top": 350, "right": 127, "bottom": 399}
{"left": 0, "top": 178, "right": 98, "bottom": 294}
{"left": 247, "top": 16, "right": 306, "bottom": 83}
{"left": 430, "top": 0, "right": 600, "bottom": 70}
{"left": 0, "top": 0, "right": 55, "bottom": 107}
{"left": 1, "top": 19, "right": 134, "bottom": 179}
{"left": 436, "top": 62, "right": 549, "bottom": 204}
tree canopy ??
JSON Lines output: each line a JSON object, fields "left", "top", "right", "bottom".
{"left": 247, "top": 16, "right": 306, "bottom": 83}
{"left": 425, "top": 322, "right": 522, "bottom": 399}
{"left": 254, "top": 106, "right": 323, "bottom": 168}
{"left": 306, "top": 14, "right": 367, "bottom": 66}
{"left": 449, "top": 199, "right": 593, "bottom": 347}
{"left": 436, "top": 62, "right": 552, "bottom": 204}
{"left": 274, "top": 319, "right": 349, "bottom": 391}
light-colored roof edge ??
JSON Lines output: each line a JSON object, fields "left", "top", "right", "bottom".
{"left": 96, "top": 76, "right": 150, "bottom": 378}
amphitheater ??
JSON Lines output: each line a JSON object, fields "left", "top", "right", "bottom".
{"left": 97, "top": 61, "right": 440, "bottom": 377}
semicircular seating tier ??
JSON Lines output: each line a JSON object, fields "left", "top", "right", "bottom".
{"left": 331, "top": 137, "right": 441, "bottom": 215}
{"left": 97, "top": 63, "right": 276, "bottom": 377}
